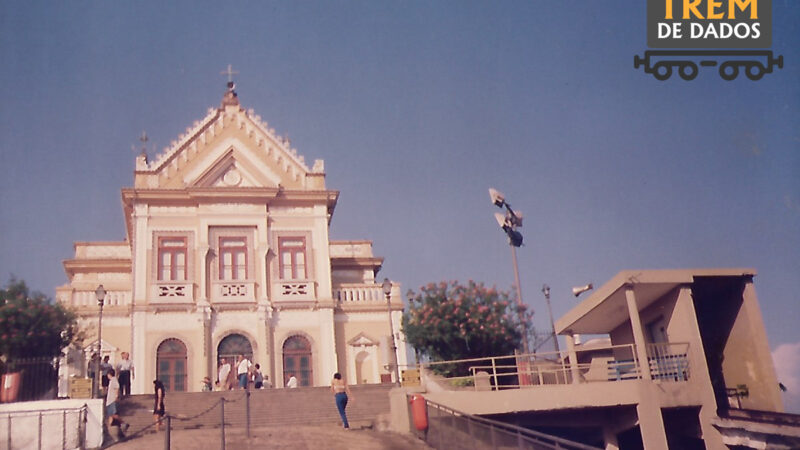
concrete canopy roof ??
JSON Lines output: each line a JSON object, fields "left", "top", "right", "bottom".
{"left": 555, "top": 268, "right": 756, "bottom": 335}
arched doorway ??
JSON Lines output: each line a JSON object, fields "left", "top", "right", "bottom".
{"left": 156, "top": 338, "right": 187, "bottom": 392}
{"left": 282, "top": 335, "right": 312, "bottom": 387}
{"left": 217, "top": 333, "right": 254, "bottom": 367}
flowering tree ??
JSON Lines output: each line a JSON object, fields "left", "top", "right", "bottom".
{"left": 0, "top": 278, "right": 79, "bottom": 359}
{"left": 402, "top": 280, "right": 531, "bottom": 363}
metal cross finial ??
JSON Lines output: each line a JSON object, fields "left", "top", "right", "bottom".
{"left": 221, "top": 64, "right": 239, "bottom": 83}
{"left": 139, "top": 131, "right": 148, "bottom": 145}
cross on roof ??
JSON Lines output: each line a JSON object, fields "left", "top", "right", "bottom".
{"left": 221, "top": 64, "right": 239, "bottom": 83}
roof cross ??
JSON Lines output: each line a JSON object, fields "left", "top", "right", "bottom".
{"left": 221, "top": 64, "right": 239, "bottom": 83}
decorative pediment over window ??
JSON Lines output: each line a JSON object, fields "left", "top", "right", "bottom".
{"left": 347, "top": 332, "right": 378, "bottom": 347}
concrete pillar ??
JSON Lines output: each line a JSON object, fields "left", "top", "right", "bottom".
{"left": 565, "top": 334, "right": 581, "bottom": 384}
{"left": 636, "top": 400, "right": 669, "bottom": 450}
{"left": 625, "top": 286, "right": 652, "bottom": 381}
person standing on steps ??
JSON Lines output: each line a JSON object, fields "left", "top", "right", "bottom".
{"left": 252, "top": 364, "right": 264, "bottom": 389}
{"left": 153, "top": 379, "right": 166, "bottom": 432}
{"left": 286, "top": 373, "right": 298, "bottom": 388}
{"left": 236, "top": 354, "right": 252, "bottom": 390}
{"left": 116, "top": 352, "right": 134, "bottom": 398}
{"left": 217, "top": 358, "right": 231, "bottom": 391}
{"left": 330, "top": 372, "right": 352, "bottom": 429}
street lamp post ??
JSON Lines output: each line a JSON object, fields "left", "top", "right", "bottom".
{"left": 489, "top": 188, "right": 530, "bottom": 355}
{"left": 382, "top": 278, "right": 401, "bottom": 386}
{"left": 541, "top": 284, "right": 559, "bottom": 353}
{"left": 95, "top": 284, "right": 106, "bottom": 398}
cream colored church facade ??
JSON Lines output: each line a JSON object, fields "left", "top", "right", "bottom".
{"left": 56, "top": 83, "right": 408, "bottom": 394}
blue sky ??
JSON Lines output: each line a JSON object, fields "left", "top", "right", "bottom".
{"left": 1, "top": 1, "right": 798, "bottom": 409}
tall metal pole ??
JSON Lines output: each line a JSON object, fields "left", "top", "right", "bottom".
{"left": 542, "top": 285, "right": 559, "bottom": 353}
{"left": 510, "top": 246, "right": 530, "bottom": 355}
{"left": 95, "top": 284, "right": 105, "bottom": 399}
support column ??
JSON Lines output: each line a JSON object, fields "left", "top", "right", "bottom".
{"left": 636, "top": 400, "right": 669, "bottom": 450}
{"left": 565, "top": 333, "right": 581, "bottom": 384}
{"left": 625, "top": 286, "right": 652, "bottom": 381}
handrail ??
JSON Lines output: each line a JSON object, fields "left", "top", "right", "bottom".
{"left": 418, "top": 396, "right": 602, "bottom": 450}
{"left": 418, "top": 342, "right": 691, "bottom": 389}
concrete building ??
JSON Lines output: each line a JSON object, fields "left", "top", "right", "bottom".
{"left": 56, "top": 81, "right": 408, "bottom": 395}
{"left": 422, "top": 269, "right": 799, "bottom": 449}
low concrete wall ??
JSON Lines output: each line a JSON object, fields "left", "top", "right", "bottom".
{"left": 0, "top": 398, "right": 103, "bottom": 449}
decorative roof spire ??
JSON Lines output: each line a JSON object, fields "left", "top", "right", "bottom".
{"left": 220, "top": 64, "right": 240, "bottom": 107}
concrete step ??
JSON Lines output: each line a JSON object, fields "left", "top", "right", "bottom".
{"left": 118, "top": 384, "right": 393, "bottom": 434}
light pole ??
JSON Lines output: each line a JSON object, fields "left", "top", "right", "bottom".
{"left": 95, "top": 284, "right": 106, "bottom": 398}
{"left": 489, "top": 188, "right": 530, "bottom": 355}
{"left": 382, "top": 278, "right": 401, "bottom": 386}
{"left": 541, "top": 284, "right": 559, "bottom": 353}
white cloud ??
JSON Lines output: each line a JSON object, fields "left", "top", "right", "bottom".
{"left": 772, "top": 342, "right": 800, "bottom": 414}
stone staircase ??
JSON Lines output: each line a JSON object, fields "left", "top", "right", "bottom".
{"left": 118, "top": 384, "right": 394, "bottom": 434}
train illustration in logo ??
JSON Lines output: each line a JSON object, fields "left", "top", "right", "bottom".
{"left": 634, "top": 50, "right": 783, "bottom": 80}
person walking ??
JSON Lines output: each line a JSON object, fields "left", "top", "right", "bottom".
{"left": 116, "top": 352, "right": 134, "bottom": 398}
{"left": 106, "top": 369, "right": 130, "bottom": 438}
{"left": 236, "top": 354, "right": 252, "bottom": 390}
{"left": 217, "top": 358, "right": 231, "bottom": 391}
{"left": 153, "top": 379, "right": 166, "bottom": 432}
{"left": 330, "top": 372, "right": 352, "bottom": 429}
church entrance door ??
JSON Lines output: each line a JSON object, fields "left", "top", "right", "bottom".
{"left": 283, "top": 336, "right": 312, "bottom": 387}
{"left": 157, "top": 338, "right": 188, "bottom": 392}
{"left": 217, "top": 333, "right": 254, "bottom": 368}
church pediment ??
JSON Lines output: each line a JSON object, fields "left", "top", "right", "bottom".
{"left": 134, "top": 93, "right": 326, "bottom": 191}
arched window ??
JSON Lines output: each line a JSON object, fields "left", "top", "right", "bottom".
{"left": 283, "top": 335, "right": 312, "bottom": 387}
{"left": 217, "top": 333, "right": 254, "bottom": 366}
{"left": 156, "top": 338, "right": 187, "bottom": 392}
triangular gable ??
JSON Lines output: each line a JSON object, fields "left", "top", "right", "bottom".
{"left": 347, "top": 332, "right": 378, "bottom": 347}
{"left": 138, "top": 103, "right": 321, "bottom": 190}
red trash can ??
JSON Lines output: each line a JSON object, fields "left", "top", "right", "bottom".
{"left": 409, "top": 394, "right": 428, "bottom": 431}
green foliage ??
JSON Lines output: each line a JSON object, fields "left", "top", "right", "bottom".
{"left": 0, "top": 278, "right": 79, "bottom": 359}
{"left": 402, "top": 280, "right": 530, "bottom": 364}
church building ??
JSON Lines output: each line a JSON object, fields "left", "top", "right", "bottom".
{"left": 56, "top": 80, "right": 408, "bottom": 394}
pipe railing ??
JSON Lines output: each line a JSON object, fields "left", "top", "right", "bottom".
{"left": 411, "top": 395, "right": 603, "bottom": 450}
{"left": 419, "top": 342, "right": 690, "bottom": 390}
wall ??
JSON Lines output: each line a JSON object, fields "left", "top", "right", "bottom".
{"left": 0, "top": 398, "right": 103, "bottom": 449}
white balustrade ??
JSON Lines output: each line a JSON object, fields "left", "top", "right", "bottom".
{"left": 333, "top": 283, "right": 387, "bottom": 304}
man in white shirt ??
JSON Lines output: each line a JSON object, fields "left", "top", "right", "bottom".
{"left": 286, "top": 373, "right": 298, "bottom": 388}
{"left": 106, "top": 369, "right": 129, "bottom": 439}
{"left": 217, "top": 358, "right": 232, "bottom": 391}
{"left": 236, "top": 354, "right": 252, "bottom": 390}
{"left": 116, "top": 352, "right": 134, "bottom": 398}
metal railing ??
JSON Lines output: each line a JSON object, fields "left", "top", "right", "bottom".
{"left": 1, "top": 404, "right": 88, "bottom": 450}
{"left": 419, "top": 342, "right": 690, "bottom": 390}
{"left": 103, "top": 390, "right": 250, "bottom": 450}
{"left": 410, "top": 396, "right": 602, "bottom": 450}
{"left": 1, "top": 357, "right": 61, "bottom": 403}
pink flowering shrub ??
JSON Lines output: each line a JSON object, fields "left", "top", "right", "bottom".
{"left": 402, "top": 280, "right": 530, "bottom": 366}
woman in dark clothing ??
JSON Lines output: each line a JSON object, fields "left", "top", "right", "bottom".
{"left": 153, "top": 380, "right": 166, "bottom": 431}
